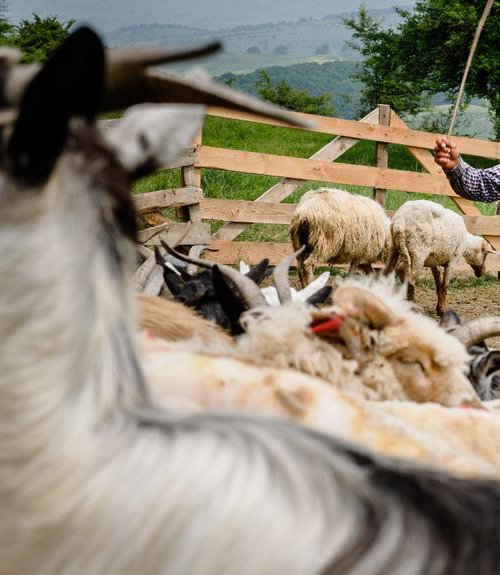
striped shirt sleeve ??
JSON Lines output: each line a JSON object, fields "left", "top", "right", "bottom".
{"left": 445, "top": 157, "right": 500, "bottom": 202}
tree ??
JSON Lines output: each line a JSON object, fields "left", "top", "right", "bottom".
{"left": 255, "top": 70, "right": 334, "bottom": 116}
{"left": 13, "top": 15, "right": 75, "bottom": 62}
{"left": 343, "top": 1, "right": 500, "bottom": 137}
{"left": 0, "top": 14, "right": 74, "bottom": 63}
{"left": 0, "top": 1, "right": 13, "bottom": 44}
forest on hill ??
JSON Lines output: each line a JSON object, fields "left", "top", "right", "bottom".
{"left": 217, "top": 61, "right": 363, "bottom": 119}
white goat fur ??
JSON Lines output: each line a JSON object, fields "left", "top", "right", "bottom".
{"left": 290, "top": 187, "right": 391, "bottom": 287}
{"left": 385, "top": 199, "right": 491, "bottom": 314}
{"left": 0, "top": 36, "right": 431, "bottom": 574}
{"left": 4, "top": 30, "right": 500, "bottom": 575}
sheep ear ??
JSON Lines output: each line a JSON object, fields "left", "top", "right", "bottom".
{"left": 105, "top": 104, "right": 205, "bottom": 178}
{"left": 7, "top": 27, "right": 105, "bottom": 184}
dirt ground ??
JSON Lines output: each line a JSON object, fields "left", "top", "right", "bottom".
{"left": 412, "top": 272, "right": 500, "bottom": 348}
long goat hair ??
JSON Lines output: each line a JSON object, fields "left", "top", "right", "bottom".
{"left": 0, "top": 26, "right": 500, "bottom": 575}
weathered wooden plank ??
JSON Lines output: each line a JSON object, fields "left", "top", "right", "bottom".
{"left": 208, "top": 240, "right": 500, "bottom": 271}
{"left": 198, "top": 147, "right": 456, "bottom": 196}
{"left": 134, "top": 187, "right": 203, "bottom": 214}
{"left": 201, "top": 198, "right": 295, "bottom": 224}
{"left": 207, "top": 108, "right": 500, "bottom": 159}
{"left": 201, "top": 197, "right": 500, "bottom": 235}
{"left": 138, "top": 222, "right": 211, "bottom": 246}
{"left": 212, "top": 108, "right": 380, "bottom": 242}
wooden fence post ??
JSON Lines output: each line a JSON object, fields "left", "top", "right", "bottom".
{"left": 179, "top": 128, "right": 203, "bottom": 223}
{"left": 374, "top": 104, "right": 391, "bottom": 206}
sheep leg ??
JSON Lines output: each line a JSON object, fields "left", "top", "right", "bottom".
{"left": 348, "top": 261, "right": 359, "bottom": 276}
{"left": 406, "top": 256, "right": 424, "bottom": 302}
{"left": 434, "top": 264, "right": 451, "bottom": 317}
{"left": 359, "top": 263, "right": 374, "bottom": 275}
{"left": 383, "top": 246, "right": 400, "bottom": 275}
{"left": 297, "top": 255, "right": 315, "bottom": 288}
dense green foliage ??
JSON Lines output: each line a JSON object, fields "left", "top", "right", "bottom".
{"left": 217, "top": 61, "right": 363, "bottom": 119}
{"left": 0, "top": 14, "right": 74, "bottom": 62}
{"left": 254, "top": 70, "right": 334, "bottom": 115}
{"left": 344, "top": 1, "right": 500, "bottom": 136}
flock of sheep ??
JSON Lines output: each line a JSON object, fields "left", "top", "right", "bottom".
{"left": 2, "top": 26, "right": 500, "bottom": 575}
{"left": 291, "top": 187, "right": 493, "bottom": 316}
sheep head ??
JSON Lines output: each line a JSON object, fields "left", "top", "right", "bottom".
{"left": 331, "top": 281, "right": 481, "bottom": 407}
{"left": 463, "top": 237, "right": 494, "bottom": 278}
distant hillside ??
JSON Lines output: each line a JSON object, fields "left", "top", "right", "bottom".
{"left": 103, "top": 7, "right": 409, "bottom": 74}
{"left": 8, "top": 0, "right": 416, "bottom": 32}
{"left": 216, "top": 61, "right": 363, "bottom": 119}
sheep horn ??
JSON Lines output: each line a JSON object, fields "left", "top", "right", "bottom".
{"left": 333, "top": 285, "right": 396, "bottom": 329}
{"left": 273, "top": 246, "right": 305, "bottom": 304}
{"left": 450, "top": 317, "right": 500, "bottom": 348}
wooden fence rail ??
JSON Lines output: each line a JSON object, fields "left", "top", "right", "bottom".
{"left": 101, "top": 105, "right": 500, "bottom": 272}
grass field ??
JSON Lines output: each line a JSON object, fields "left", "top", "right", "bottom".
{"left": 134, "top": 115, "right": 499, "bottom": 243}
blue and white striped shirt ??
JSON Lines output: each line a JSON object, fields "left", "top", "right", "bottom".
{"left": 445, "top": 157, "right": 500, "bottom": 202}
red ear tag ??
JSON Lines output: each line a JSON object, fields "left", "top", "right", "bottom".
{"left": 311, "top": 315, "right": 344, "bottom": 334}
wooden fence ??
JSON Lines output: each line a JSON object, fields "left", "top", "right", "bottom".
{"left": 111, "top": 105, "right": 500, "bottom": 272}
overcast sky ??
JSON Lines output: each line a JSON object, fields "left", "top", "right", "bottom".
{"left": 6, "top": 0, "right": 415, "bottom": 32}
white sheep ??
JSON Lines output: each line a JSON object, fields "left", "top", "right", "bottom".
{"left": 384, "top": 199, "right": 493, "bottom": 316}
{"left": 290, "top": 187, "right": 392, "bottom": 287}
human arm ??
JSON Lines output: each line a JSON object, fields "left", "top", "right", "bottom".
{"left": 434, "top": 138, "right": 500, "bottom": 202}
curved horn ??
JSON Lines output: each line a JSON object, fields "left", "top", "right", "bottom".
{"left": 216, "top": 265, "right": 267, "bottom": 310}
{"left": 451, "top": 317, "right": 500, "bottom": 348}
{"left": 333, "top": 285, "right": 396, "bottom": 329}
{"left": 134, "top": 255, "right": 157, "bottom": 290}
{"left": 273, "top": 246, "right": 305, "bottom": 304}
{"left": 160, "top": 239, "right": 215, "bottom": 269}
{"left": 5, "top": 32, "right": 312, "bottom": 130}
{"left": 2, "top": 42, "right": 221, "bottom": 109}
{"left": 159, "top": 238, "right": 265, "bottom": 308}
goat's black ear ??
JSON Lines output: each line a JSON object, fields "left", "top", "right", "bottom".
{"left": 306, "top": 285, "right": 332, "bottom": 307}
{"left": 212, "top": 266, "right": 246, "bottom": 335}
{"left": 8, "top": 27, "right": 105, "bottom": 184}
{"left": 163, "top": 269, "right": 187, "bottom": 296}
{"left": 245, "top": 258, "right": 270, "bottom": 285}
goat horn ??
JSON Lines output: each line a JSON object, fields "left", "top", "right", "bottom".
{"left": 6, "top": 35, "right": 312, "bottom": 130}
{"left": 134, "top": 255, "right": 157, "bottom": 290}
{"left": 159, "top": 238, "right": 265, "bottom": 307}
{"left": 216, "top": 265, "right": 268, "bottom": 310}
{"left": 273, "top": 246, "right": 305, "bottom": 304}
{"left": 160, "top": 239, "right": 214, "bottom": 269}
{"left": 450, "top": 317, "right": 500, "bottom": 348}
{"left": 333, "top": 285, "right": 396, "bottom": 329}
{"left": 3, "top": 42, "right": 220, "bottom": 110}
